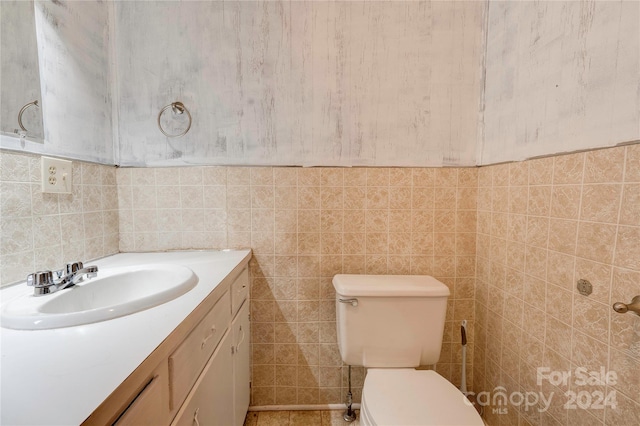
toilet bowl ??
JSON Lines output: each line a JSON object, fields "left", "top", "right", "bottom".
{"left": 333, "top": 274, "right": 483, "bottom": 426}
{"left": 360, "top": 369, "right": 483, "bottom": 426}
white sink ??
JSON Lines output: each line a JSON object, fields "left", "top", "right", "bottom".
{"left": 1, "top": 264, "right": 198, "bottom": 330}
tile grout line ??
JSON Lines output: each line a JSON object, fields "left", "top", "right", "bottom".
{"left": 603, "top": 146, "right": 629, "bottom": 426}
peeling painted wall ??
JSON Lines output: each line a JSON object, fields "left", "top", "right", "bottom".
{"left": 114, "top": 1, "right": 486, "bottom": 167}
{"left": 480, "top": 0, "right": 640, "bottom": 165}
{"left": 5, "top": 0, "right": 636, "bottom": 169}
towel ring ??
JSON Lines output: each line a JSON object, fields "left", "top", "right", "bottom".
{"left": 157, "top": 101, "right": 192, "bottom": 138}
{"left": 17, "top": 100, "right": 39, "bottom": 133}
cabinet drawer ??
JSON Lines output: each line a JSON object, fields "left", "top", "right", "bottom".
{"left": 171, "top": 331, "right": 234, "bottom": 426}
{"left": 231, "top": 268, "right": 249, "bottom": 317}
{"left": 169, "top": 290, "right": 230, "bottom": 408}
{"left": 115, "top": 367, "right": 169, "bottom": 426}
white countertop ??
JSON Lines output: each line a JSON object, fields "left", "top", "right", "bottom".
{"left": 0, "top": 250, "right": 251, "bottom": 425}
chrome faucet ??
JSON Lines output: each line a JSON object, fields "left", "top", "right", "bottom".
{"left": 27, "top": 261, "right": 98, "bottom": 296}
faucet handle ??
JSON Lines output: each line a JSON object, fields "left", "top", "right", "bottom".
{"left": 65, "top": 261, "right": 84, "bottom": 275}
{"left": 27, "top": 271, "right": 54, "bottom": 287}
{"left": 84, "top": 265, "right": 98, "bottom": 279}
{"left": 83, "top": 265, "right": 98, "bottom": 279}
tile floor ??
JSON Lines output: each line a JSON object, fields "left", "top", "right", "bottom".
{"left": 244, "top": 410, "right": 360, "bottom": 426}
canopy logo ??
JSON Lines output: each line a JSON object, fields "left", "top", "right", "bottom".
{"left": 465, "top": 367, "right": 618, "bottom": 415}
{"left": 464, "top": 387, "right": 553, "bottom": 414}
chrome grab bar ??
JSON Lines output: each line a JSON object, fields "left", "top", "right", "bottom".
{"left": 339, "top": 298, "right": 358, "bottom": 307}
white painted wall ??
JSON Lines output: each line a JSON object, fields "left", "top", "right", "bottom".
{"left": 31, "top": 0, "right": 114, "bottom": 164}
{"left": 114, "top": 1, "right": 486, "bottom": 167}
{"left": 480, "top": 0, "right": 640, "bottom": 165}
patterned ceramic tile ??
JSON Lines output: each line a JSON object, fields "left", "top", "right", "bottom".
{"left": 580, "top": 184, "right": 622, "bottom": 223}
{"left": 475, "top": 145, "right": 640, "bottom": 425}
{"left": 5, "top": 144, "right": 638, "bottom": 421}
{"left": 583, "top": 147, "right": 625, "bottom": 184}
{"left": 0, "top": 152, "right": 118, "bottom": 286}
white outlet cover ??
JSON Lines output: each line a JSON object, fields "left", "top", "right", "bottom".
{"left": 41, "top": 156, "right": 73, "bottom": 194}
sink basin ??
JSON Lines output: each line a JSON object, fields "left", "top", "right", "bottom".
{"left": 1, "top": 264, "right": 198, "bottom": 330}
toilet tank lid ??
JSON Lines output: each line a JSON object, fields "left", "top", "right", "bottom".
{"left": 332, "top": 274, "right": 450, "bottom": 297}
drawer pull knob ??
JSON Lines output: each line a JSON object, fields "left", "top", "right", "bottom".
{"left": 201, "top": 326, "right": 217, "bottom": 349}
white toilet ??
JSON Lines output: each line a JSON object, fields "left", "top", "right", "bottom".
{"left": 333, "top": 274, "right": 483, "bottom": 426}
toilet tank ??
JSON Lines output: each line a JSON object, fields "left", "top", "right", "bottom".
{"left": 333, "top": 274, "right": 450, "bottom": 368}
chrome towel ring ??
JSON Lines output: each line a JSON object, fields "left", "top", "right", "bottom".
{"left": 157, "top": 101, "right": 192, "bottom": 138}
{"left": 17, "top": 100, "right": 39, "bottom": 133}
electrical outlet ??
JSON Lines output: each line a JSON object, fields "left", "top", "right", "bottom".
{"left": 41, "top": 156, "right": 73, "bottom": 194}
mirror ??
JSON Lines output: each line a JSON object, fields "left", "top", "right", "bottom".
{"left": 0, "top": 0, "right": 44, "bottom": 142}
{"left": 1, "top": 0, "right": 114, "bottom": 164}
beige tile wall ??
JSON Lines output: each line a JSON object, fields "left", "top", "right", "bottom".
{"left": 4, "top": 145, "right": 638, "bottom": 422}
{"left": 117, "top": 166, "right": 478, "bottom": 406}
{"left": 474, "top": 144, "right": 640, "bottom": 426}
{"left": 0, "top": 150, "right": 119, "bottom": 286}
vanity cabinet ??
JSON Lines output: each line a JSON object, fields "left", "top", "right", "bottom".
{"left": 84, "top": 266, "right": 250, "bottom": 426}
{"left": 171, "top": 278, "right": 250, "bottom": 426}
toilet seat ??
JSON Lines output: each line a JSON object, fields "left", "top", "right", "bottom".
{"left": 360, "top": 369, "right": 484, "bottom": 426}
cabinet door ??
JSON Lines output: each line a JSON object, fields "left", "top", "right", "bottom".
{"left": 232, "top": 301, "right": 251, "bottom": 426}
{"left": 171, "top": 331, "right": 234, "bottom": 426}
{"left": 114, "top": 361, "right": 170, "bottom": 426}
